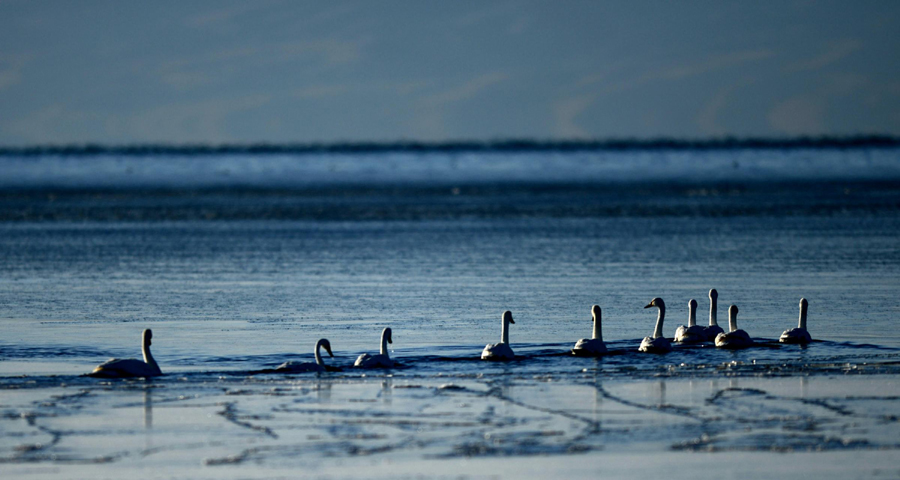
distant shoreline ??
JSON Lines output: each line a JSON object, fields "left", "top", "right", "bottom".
{"left": 1, "top": 136, "right": 899, "bottom": 156}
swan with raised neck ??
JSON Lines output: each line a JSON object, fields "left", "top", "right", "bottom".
{"left": 89, "top": 329, "right": 162, "bottom": 378}
{"left": 779, "top": 298, "right": 812, "bottom": 344}
{"left": 482, "top": 311, "right": 515, "bottom": 360}
{"left": 572, "top": 305, "right": 608, "bottom": 356}
{"left": 640, "top": 298, "right": 672, "bottom": 353}
{"left": 276, "top": 338, "right": 334, "bottom": 373}
{"left": 354, "top": 327, "right": 394, "bottom": 368}
{"left": 714, "top": 305, "right": 753, "bottom": 349}
{"left": 703, "top": 288, "right": 725, "bottom": 340}
{"left": 675, "top": 299, "right": 706, "bottom": 343}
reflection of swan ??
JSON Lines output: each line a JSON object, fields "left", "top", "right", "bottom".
{"left": 276, "top": 338, "right": 334, "bottom": 373}
{"left": 715, "top": 305, "right": 753, "bottom": 349}
{"left": 482, "top": 311, "right": 515, "bottom": 360}
{"left": 572, "top": 305, "right": 608, "bottom": 356}
{"left": 89, "top": 329, "right": 162, "bottom": 378}
{"left": 675, "top": 299, "right": 706, "bottom": 343}
{"left": 354, "top": 328, "right": 394, "bottom": 368}
{"left": 780, "top": 298, "right": 812, "bottom": 344}
{"left": 640, "top": 298, "right": 672, "bottom": 353}
{"left": 703, "top": 288, "right": 725, "bottom": 340}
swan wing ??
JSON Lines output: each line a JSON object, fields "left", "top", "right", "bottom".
{"left": 481, "top": 342, "right": 515, "bottom": 360}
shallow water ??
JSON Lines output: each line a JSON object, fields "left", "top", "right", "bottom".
{"left": 1, "top": 148, "right": 900, "bottom": 478}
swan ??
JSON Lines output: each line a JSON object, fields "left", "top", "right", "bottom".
{"left": 276, "top": 338, "right": 334, "bottom": 373}
{"left": 674, "top": 299, "right": 706, "bottom": 343}
{"left": 572, "top": 305, "right": 608, "bottom": 356}
{"left": 714, "top": 305, "right": 753, "bottom": 349}
{"left": 89, "top": 329, "right": 162, "bottom": 378}
{"left": 354, "top": 327, "right": 394, "bottom": 368}
{"left": 639, "top": 298, "right": 672, "bottom": 353}
{"left": 482, "top": 311, "right": 515, "bottom": 360}
{"left": 702, "top": 288, "right": 725, "bottom": 340}
{"left": 779, "top": 298, "right": 812, "bottom": 344}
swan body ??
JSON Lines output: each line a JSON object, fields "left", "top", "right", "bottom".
{"left": 715, "top": 305, "right": 753, "bottom": 349}
{"left": 702, "top": 288, "right": 725, "bottom": 340}
{"left": 780, "top": 298, "right": 812, "bottom": 344}
{"left": 675, "top": 299, "right": 706, "bottom": 343}
{"left": 482, "top": 311, "right": 516, "bottom": 360}
{"left": 640, "top": 298, "right": 672, "bottom": 353}
{"left": 276, "top": 338, "right": 334, "bottom": 373}
{"left": 354, "top": 328, "right": 394, "bottom": 368}
{"left": 89, "top": 329, "right": 162, "bottom": 378}
{"left": 573, "top": 305, "right": 608, "bottom": 356}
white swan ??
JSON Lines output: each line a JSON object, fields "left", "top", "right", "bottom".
{"left": 675, "top": 299, "right": 706, "bottom": 343}
{"left": 703, "top": 288, "right": 725, "bottom": 340}
{"left": 89, "top": 329, "right": 162, "bottom": 378}
{"left": 572, "top": 305, "right": 608, "bottom": 356}
{"left": 276, "top": 338, "right": 334, "bottom": 373}
{"left": 715, "top": 305, "right": 753, "bottom": 349}
{"left": 482, "top": 311, "right": 515, "bottom": 360}
{"left": 780, "top": 298, "right": 812, "bottom": 344}
{"left": 354, "top": 327, "right": 394, "bottom": 368}
{"left": 640, "top": 298, "right": 672, "bottom": 353}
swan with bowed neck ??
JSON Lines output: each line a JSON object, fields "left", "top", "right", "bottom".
{"left": 702, "top": 288, "right": 725, "bottom": 341}
{"left": 482, "top": 311, "right": 516, "bottom": 360}
{"left": 640, "top": 298, "right": 672, "bottom": 353}
{"left": 354, "top": 328, "right": 394, "bottom": 368}
{"left": 675, "top": 299, "right": 706, "bottom": 343}
{"left": 89, "top": 329, "right": 162, "bottom": 378}
{"left": 276, "top": 338, "right": 334, "bottom": 373}
{"left": 715, "top": 305, "right": 753, "bottom": 349}
{"left": 779, "top": 298, "right": 812, "bottom": 344}
{"left": 572, "top": 305, "right": 608, "bottom": 356}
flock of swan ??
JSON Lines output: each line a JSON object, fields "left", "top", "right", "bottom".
{"left": 88, "top": 289, "right": 813, "bottom": 379}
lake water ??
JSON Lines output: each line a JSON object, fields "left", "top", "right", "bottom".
{"left": 1, "top": 148, "right": 900, "bottom": 478}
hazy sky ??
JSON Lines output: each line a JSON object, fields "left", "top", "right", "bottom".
{"left": 1, "top": 0, "right": 899, "bottom": 145}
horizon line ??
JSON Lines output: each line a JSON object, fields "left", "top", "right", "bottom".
{"left": 2, "top": 135, "right": 899, "bottom": 156}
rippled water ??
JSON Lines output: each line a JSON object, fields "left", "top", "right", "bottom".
{"left": 1, "top": 148, "right": 900, "bottom": 478}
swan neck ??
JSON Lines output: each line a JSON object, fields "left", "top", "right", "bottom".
{"left": 501, "top": 317, "right": 510, "bottom": 344}
{"left": 709, "top": 297, "right": 718, "bottom": 326}
{"left": 729, "top": 310, "right": 738, "bottom": 333}
{"left": 142, "top": 339, "right": 158, "bottom": 371}
{"left": 314, "top": 341, "right": 324, "bottom": 366}
{"left": 592, "top": 313, "right": 601, "bottom": 341}
{"left": 380, "top": 331, "right": 389, "bottom": 356}
{"left": 688, "top": 304, "right": 697, "bottom": 327}
{"left": 653, "top": 305, "right": 665, "bottom": 339}
{"left": 799, "top": 303, "right": 808, "bottom": 330}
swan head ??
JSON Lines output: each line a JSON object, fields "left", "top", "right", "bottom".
{"left": 644, "top": 297, "right": 665, "bottom": 309}
{"left": 591, "top": 305, "right": 601, "bottom": 320}
{"left": 709, "top": 289, "right": 718, "bottom": 300}
{"left": 689, "top": 299, "right": 697, "bottom": 309}
{"left": 383, "top": 327, "right": 393, "bottom": 344}
{"left": 143, "top": 329, "right": 153, "bottom": 346}
{"left": 320, "top": 339, "right": 334, "bottom": 357}
{"left": 800, "top": 298, "right": 808, "bottom": 308}
{"left": 503, "top": 310, "right": 515, "bottom": 324}
{"left": 729, "top": 304, "right": 739, "bottom": 316}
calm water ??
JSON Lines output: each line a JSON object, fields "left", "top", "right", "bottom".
{"left": 1, "top": 148, "right": 900, "bottom": 477}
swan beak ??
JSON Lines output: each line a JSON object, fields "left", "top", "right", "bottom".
{"left": 509, "top": 318, "right": 515, "bottom": 324}
{"left": 643, "top": 303, "right": 653, "bottom": 309}
{"left": 326, "top": 346, "right": 334, "bottom": 357}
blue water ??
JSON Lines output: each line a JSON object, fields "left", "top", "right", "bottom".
{"left": 1, "top": 148, "right": 900, "bottom": 472}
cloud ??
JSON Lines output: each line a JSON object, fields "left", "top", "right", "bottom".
{"left": 595, "top": 50, "right": 774, "bottom": 96}
{"left": 786, "top": 39, "right": 861, "bottom": 73}
{"left": 767, "top": 96, "right": 825, "bottom": 135}
{"left": 419, "top": 72, "right": 507, "bottom": 107}
{"left": 696, "top": 80, "right": 756, "bottom": 135}
{"left": 553, "top": 94, "right": 596, "bottom": 138}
